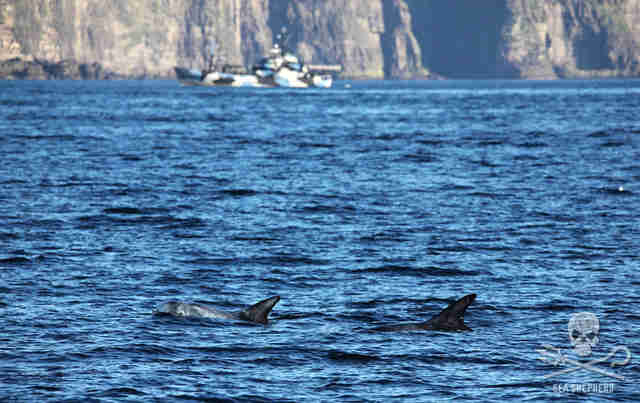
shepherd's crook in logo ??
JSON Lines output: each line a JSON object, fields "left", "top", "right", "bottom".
{"left": 537, "top": 344, "right": 631, "bottom": 380}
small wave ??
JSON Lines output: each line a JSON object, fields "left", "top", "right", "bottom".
{"left": 300, "top": 204, "right": 356, "bottom": 214}
{"left": 15, "top": 217, "right": 66, "bottom": 231}
{"left": 517, "top": 141, "right": 548, "bottom": 148}
{"left": 78, "top": 213, "right": 207, "bottom": 229}
{"left": 473, "top": 158, "right": 501, "bottom": 168}
{"left": 513, "top": 154, "right": 539, "bottom": 161}
{"left": 428, "top": 245, "right": 473, "bottom": 253}
{"left": 220, "top": 189, "right": 259, "bottom": 197}
{"left": 107, "top": 185, "right": 154, "bottom": 197}
{"left": 587, "top": 130, "right": 609, "bottom": 138}
{"left": 296, "top": 142, "right": 336, "bottom": 149}
{"left": 154, "top": 273, "right": 195, "bottom": 286}
{"left": 103, "top": 207, "right": 145, "bottom": 215}
{"left": 0, "top": 232, "right": 19, "bottom": 240}
{"left": 374, "top": 132, "right": 406, "bottom": 141}
{"left": 173, "top": 163, "right": 196, "bottom": 170}
{"left": 142, "top": 115, "right": 197, "bottom": 123}
{"left": 0, "top": 99, "right": 40, "bottom": 107}
{"left": 327, "top": 350, "right": 381, "bottom": 363}
{"left": 9, "top": 249, "right": 28, "bottom": 255}
{"left": 532, "top": 211, "right": 577, "bottom": 223}
{"left": 17, "top": 134, "right": 77, "bottom": 141}
{"left": 177, "top": 255, "right": 329, "bottom": 268}
{"left": 90, "top": 343, "right": 177, "bottom": 356}
{"left": 119, "top": 153, "right": 143, "bottom": 161}
{"left": 172, "top": 232, "right": 207, "bottom": 239}
{"left": 469, "top": 191, "right": 496, "bottom": 198}
{"left": 231, "top": 236, "right": 279, "bottom": 242}
{"left": 449, "top": 184, "right": 474, "bottom": 191}
{"left": 354, "top": 265, "right": 479, "bottom": 277}
{"left": 524, "top": 130, "right": 546, "bottom": 136}
{"left": 527, "top": 302, "right": 577, "bottom": 312}
{"left": 165, "top": 217, "right": 209, "bottom": 230}
{"left": 359, "top": 233, "right": 410, "bottom": 243}
{"left": 0, "top": 256, "right": 31, "bottom": 265}
{"left": 33, "top": 385, "right": 61, "bottom": 392}
{"left": 408, "top": 354, "right": 510, "bottom": 366}
{"left": 0, "top": 179, "right": 27, "bottom": 185}
{"left": 601, "top": 140, "right": 628, "bottom": 148}
{"left": 480, "top": 381, "right": 548, "bottom": 389}
{"left": 403, "top": 152, "right": 436, "bottom": 164}
{"left": 206, "top": 113, "right": 235, "bottom": 122}
{"left": 38, "top": 180, "right": 99, "bottom": 188}
{"left": 91, "top": 387, "right": 147, "bottom": 398}
{"left": 101, "top": 206, "right": 193, "bottom": 217}
{"left": 174, "top": 393, "right": 289, "bottom": 403}
{"left": 416, "top": 139, "right": 444, "bottom": 146}
{"left": 267, "top": 256, "right": 331, "bottom": 266}
{"left": 176, "top": 257, "right": 234, "bottom": 267}
{"left": 599, "top": 186, "right": 632, "bottom": 196}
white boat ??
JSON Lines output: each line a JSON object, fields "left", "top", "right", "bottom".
{"left": 175, "top": 66, "right": 268, "bottom": 87}
{"left": 175, "top": 28, "right": 340, "bottom": 88}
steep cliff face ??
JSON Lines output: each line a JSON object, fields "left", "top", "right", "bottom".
{"left": 1, "top": 0, "right": 639, "bottom": 79}
{"left": 179, "top": 0, "right": 273, "bottom": 73}
{"left": 271, "top": 0, "right": 386, "bottom": 78}
{"left": 404, "top": 0, "right": 640, "bottom": 79}
{"left": 0, "top": 0, "right": 431, "bottom": 79}
{"left": 500, "top": 0, "right": 640, "bottom": 78}
{"left": 382, "top": 0, "right": 428, "bottom": 78}
{"left": 270, "top": 0, "right": 427, "bottom": 78}
{"left": 406, "top": 0, "right": 510, "bottom": 78}
{"left": 0, "top": 0, "right": 275, "bottom": 78}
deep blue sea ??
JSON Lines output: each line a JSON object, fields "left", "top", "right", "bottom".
{"left": 1, "top": 79, "right": 639, "bottom": 402}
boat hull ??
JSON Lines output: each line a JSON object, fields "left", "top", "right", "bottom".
{"left": 175, "top": 67, "right": 272, "bottom": 87}
{"left": 274, "top": 68, "right": 308, "bottom": 88}
{"left": 175, "top": 66, "right": 333, "bottom": 88}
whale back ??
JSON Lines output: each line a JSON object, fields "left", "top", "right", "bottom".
{"left": 239, "top": 296, "right": 281, "bottom": 324}
{"left": 425, "top": 293, "right": 476, "bottom": 331}
{"left": 370, "top": 293, "right": 477, "bottom": 332}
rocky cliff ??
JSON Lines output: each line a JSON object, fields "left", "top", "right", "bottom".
{"left": 499, "top": 0, "right": 640, "bottom": 78}
{"left": 1, "top": 0, "right": 639, "bottom": 79}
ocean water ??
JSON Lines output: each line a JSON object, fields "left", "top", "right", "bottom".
{"left": 0, "top": 79, "right": 639, "bottom": 402}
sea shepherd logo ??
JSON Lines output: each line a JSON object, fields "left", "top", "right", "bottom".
{"left": 537, "top": 312, "right": 631, "bottom": 393}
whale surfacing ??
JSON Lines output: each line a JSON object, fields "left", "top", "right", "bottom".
{"left": 155, "top": 295, "right": 280, "bottom": 325}
{"left": 372, "top": 293, "right": 476, "bottom": 332}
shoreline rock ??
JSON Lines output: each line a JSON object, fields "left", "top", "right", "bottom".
{"left": 0, "top": 58, "right": 124, "bottom": 80}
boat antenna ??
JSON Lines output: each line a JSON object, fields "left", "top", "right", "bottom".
{"left": 279, "top": 26, "right": 289, "bottom": 53}
{"left": 207, "top": 40, "right": 216, "bottom": 72}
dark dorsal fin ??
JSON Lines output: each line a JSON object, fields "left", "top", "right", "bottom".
{"left": 240, "top": 296, "right": 280, "bottom": 324}
{"left": 426, "top": 293, "right": 476, "bottom": 331}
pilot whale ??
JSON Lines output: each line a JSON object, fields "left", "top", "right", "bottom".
{"left": 155, "top": 295, "right": 280, "bottom": 325}
{"left": 372, "top": 293, "right": 476, "bottom": 331}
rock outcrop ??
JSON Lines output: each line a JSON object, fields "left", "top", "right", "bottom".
{"left": 0, "top": 57, "right": 121, "bottom": 80}
{"left": 1, "top": 0, "right": 639, "bottom": 79}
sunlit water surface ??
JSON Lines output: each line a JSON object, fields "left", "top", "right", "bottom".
{"left": 1, "top": 79, "right": 639, "bottom": 401}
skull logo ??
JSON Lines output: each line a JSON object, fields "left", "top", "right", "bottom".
{"left": 568, "top": 312, "right": 600, "bottom": 357}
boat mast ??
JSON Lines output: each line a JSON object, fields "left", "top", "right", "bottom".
{"left": 206, "top": 40, "right": 216, "bottom": 72}
{"left": 277, "top": 27, "right": 288, "bottom": 54}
